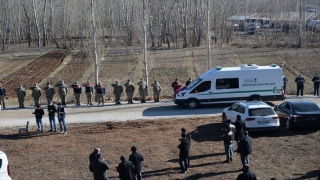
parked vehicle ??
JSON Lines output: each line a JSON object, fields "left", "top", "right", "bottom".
{"left": 306, "top": 20, "right": 320, "bottom": 32}
{"left": 0, "top": 151, "right": 11, "bottom": 180}
{"left": 274, "top": 100, "right": 320, "bottom": 130}
{"left": 174, "top": 64, "right": 284, "bottom": 109}
{"left": 222, "top": 101, "right": 279, "bottom": 131}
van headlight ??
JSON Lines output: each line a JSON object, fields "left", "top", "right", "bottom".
{"left": 177, "top": 92, "right": 186, "bottom": 97}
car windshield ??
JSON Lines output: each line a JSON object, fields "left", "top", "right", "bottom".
{"left": 292, "top": 103, "right": 320, "bottom": 112}
{"left": 249, "top": 108, "right": 276, "bottom": 116}
{"left": 185, "top": 77, "right": 203, "bottom": 90}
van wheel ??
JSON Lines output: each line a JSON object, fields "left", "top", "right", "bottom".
{"left": 187, "top": 99, "right": 198, "bottom": 109}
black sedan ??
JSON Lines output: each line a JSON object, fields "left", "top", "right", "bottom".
{"left": 274, "top": 100, "right": 320, "bottom": 130}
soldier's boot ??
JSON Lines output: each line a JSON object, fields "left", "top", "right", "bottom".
{"left": 128, "top": 101, "right": 130, "bottom": 104}
{"left": 19, "top": 103, "right": 21, "bottom": 108}
{"left": 130, "top": 100, "right": 134, "bottom": 104}
{"left": 142, "top": 99, "right": 146, "bottom": 103}
{"left": 22, "top": 104, "right": 25, "bottom": 108}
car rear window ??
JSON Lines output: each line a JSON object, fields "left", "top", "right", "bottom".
{"left": 292, "top": 103, "right": 320, "bottom": 112}
{"left": 249, "top": 108, "right": 276, "bottom": 116}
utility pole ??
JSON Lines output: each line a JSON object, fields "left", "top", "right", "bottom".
{"left": 90, "top": 0, "right": 99, "bottom": 101}
{"left": 207, "top": 0, "right": 211, "bottom": 70}
{"left": 298, "top": 0, "right": 302, "bottom": 48}
{"left": 143, "top": 0, "right": 148, "bottom": 95}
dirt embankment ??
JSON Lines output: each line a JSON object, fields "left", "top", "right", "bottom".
{"left": 1, "top": 50, "right": 71, "bottom": 98}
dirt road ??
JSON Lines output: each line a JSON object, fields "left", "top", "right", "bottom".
{"left": 1, "top": 95, "right": 320, "bottom": 128}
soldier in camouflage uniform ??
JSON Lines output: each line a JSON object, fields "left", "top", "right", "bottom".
{"left": 29, "top": 83, "right": 42, "bottom": 106}
{"left": 151, "top": 80, "right": 161, "bottom": 102}
{"left": 43, "top": 83, "right": 55, "bottom": 105}
{"left": 124, "top": 79, "right": 135, "bottom": 104}
{"left": 70, "top": 81, "right": 82, "bottom": 106}
{"left": 55, "top": 80, "right": 68, "bottom": 105}
{"left": 137, "top": 78, "right": 147, "bottom": 103}
{"left": 94, "top": 82, "right": 106, "bottom": 105}
{"left": 14, "top": 84, "right": 27, "bottom": 108}
{"left": 111, "top": 81, "right": 123, "bottom": 105}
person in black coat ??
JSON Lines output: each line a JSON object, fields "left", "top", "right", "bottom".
{"left": 283, "top": 75, "right": 288, "bottom": 96}
{"left": 89, "top": 147, "right": 100, "bottom": 163}
{"left": 236, "top": 164, "right": 257, "bottom": 180}
{"left": 178, "top": 132, "right": 190, "bottom": 174}
{"left": 295, "top": 74, "right": 305, "bottom": 96}
{"left": 32, "top": 105, "right": 45, "bottom": 132}
{"left": 117, "top": 155, "right": 135, "bottom": 180}
{"left": 312, "top": 74, "right": 320, "bottom": 96}
{"left": 129, "top": 146, "right": 144, "bottom": 180}
{"left": 181, "top": 128, "right": 191, "bottom": 167}
{"left": 47, "top": 102, "right": 57, "bottom": 132}
{"left": 89, "top": 154, "right": 110, "bottom": 180}
{"left": 234, "top": 115, "right": 245, "bottom": 143}
{"left": 237, "top": 131, "right": 253, "bottom": 166}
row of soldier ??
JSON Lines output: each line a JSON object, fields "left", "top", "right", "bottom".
{"left": 9, "top": 78, "right": 162, "bottom": 108}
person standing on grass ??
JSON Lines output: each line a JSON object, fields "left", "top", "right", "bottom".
{"left": 129, "top": 146, "right": 144, "bottom": 180}
{"left": 43, "top": 83, "right": 55, "bottom": 105}
{"left": 0, "top": 82, "right": 6, "bottom": 109}
{"left": 89, "top": 148, "right": 100, "bottom": 163}
{"left": 295, "top": 74, "right": 305, "bottom": 96}
{"left": 178, "top": 132, "right": 189, "bottom": 174}
{"left": 124, "top": 79, "right": 135, "bottom": 104}
{"left": 117, "top": 155, "right": 135, "bottom": 180}
{"left": 236, "top": 164, "right": 257, "bottom": 180}
{"left": 283, "top": 75, "right": 288, "bottom": 96}
{"left": 95, "top": 82, "right": 106, "bottom": 105}
{"left": 137, "top": 78, "right": 147, "bottom": 103}
{"left": 237, "top": 131, "right": 252, "bottom": 167}
{"left": 57, "top": 102, "right": 67, "bottom": 134}
{"left": 89, "top": 153, "right": 110, "bottom": 180}
{"left": 186, "top": 78, "right": 193, "bottom": 87}
{"left": 47, "top": 101, "right": 57, "bottom": 132}
{"left": 70, "top": 81, "right": 82, "bottom": 106}
{"left": 14, "top": 84, "right": 26, "bottom": 108}
{"left": 312, "top": 74, "right": 320, "bottom": 96}
{"left": 221, "top": 125, "right": 234, "bottom": 163}
{"left": 83, "top": 80, "right": 94, "bottom": 105}
{"left": 234, "top": 115, "right": 245, "bottom": 143}
{"left": 29, "top": 83, "right": 42, "bottom": 106}
{"left": 32, "top": 104, "right": 45, "bottom": 132}
{"left": 55, "top": 80, "right": 68, "bottom": 105}
{"left": 111, "top": 81, "right": 123, "bottom": 105}
{"left": 226, "top": 119, "right": 236, "bottom": 152}
{"left": 181, "top": 128, "right": 191, "bottom": 167}
{"left": 171, "top": 79, "right": 182, "bottom": 94}
{"left": 151, "top": 80, "right": 161, "bottom": 102}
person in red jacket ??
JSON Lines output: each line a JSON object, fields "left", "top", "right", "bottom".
{"left": 171, "top": 79, "right": 182, "bottom": 93}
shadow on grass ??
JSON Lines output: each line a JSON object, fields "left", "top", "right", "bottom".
{"left": 167, "top": 153, "right": 225, "bottom": 163}
{"left": 288, "top": 170, "right": 320, "bottom": 180}
{"left": 185, "top": 169, "right": 241, "bottom": 179}
{"left": 142, "top": 161, "right": 227, "bottom": 179}
{"left": 0, "top": 131, "right": 61, "bottom": 140}
{"left": 191, "top": 122, "right": 225, "bottom": 142}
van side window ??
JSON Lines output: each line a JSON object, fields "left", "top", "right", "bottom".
{"left": 216, "top": 78, "right": 239, "bottom": 89}
{"left": 190, "top": 81, "right": 211, "bottom": 93}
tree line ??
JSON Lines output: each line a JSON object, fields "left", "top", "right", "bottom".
{"left": 0, "top": 0, "right": 319, "bottom": 51}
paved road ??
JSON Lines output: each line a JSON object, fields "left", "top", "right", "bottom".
{"left": 1, "top": 95, "right": 320, "bottom": 128}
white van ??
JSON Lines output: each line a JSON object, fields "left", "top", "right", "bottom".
{"left": 0, "top": 151, "right": 11, "bottom": 180}
{"left": 174, "top": 64, "right": 285, "bottom": 108}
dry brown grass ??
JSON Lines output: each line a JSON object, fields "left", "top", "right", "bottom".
{"left": 1, "top": 116, "right": 319, "bottom": 179}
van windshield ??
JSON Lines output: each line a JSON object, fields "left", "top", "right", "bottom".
{"left": 185, "top": 77, "right": 203, "bottom": 90}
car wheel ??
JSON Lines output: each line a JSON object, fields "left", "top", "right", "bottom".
{"left": 187, "top": 99, "right": 198, "bottom": 109}
{"left": 286, "top": 118, "right": 294, "bottom": 130}
{"left": 222, "top": 113, "right": 227, "bottom": 123}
